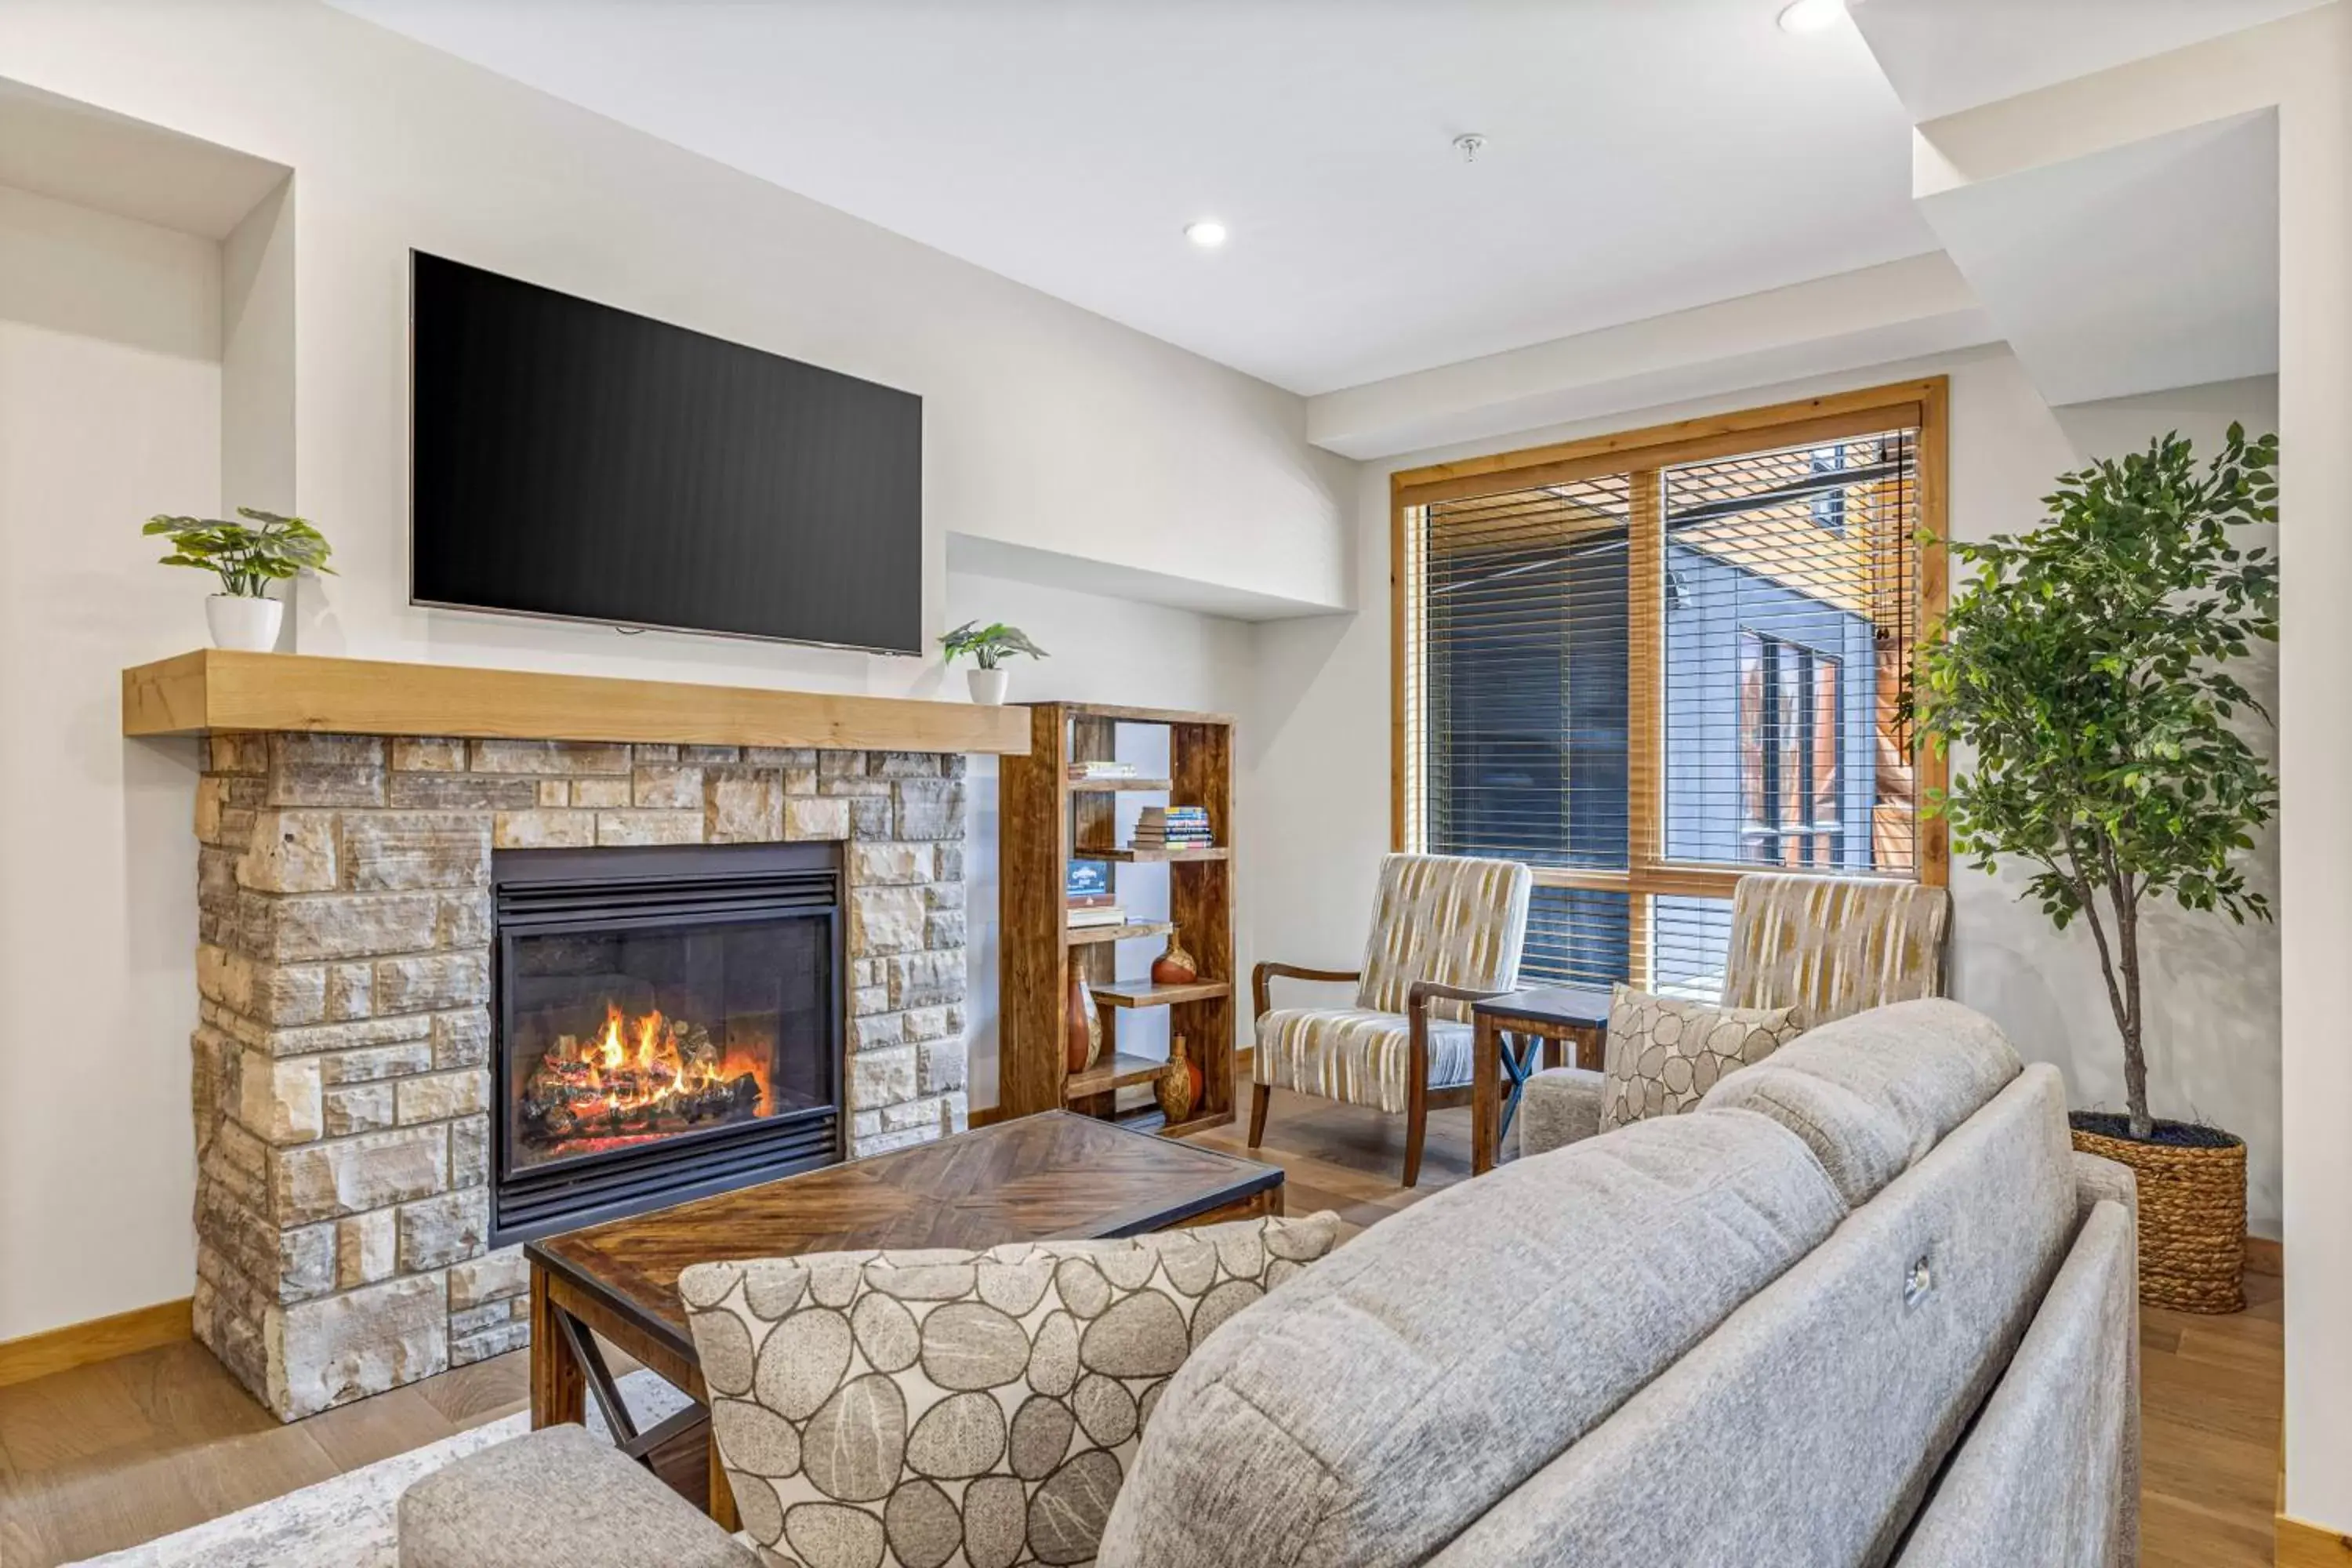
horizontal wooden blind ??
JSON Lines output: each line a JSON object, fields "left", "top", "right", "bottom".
{"left": 1396, "top": 381, "right": 1946, "bottom": 1000}
{"left": 1657, "top": 427, "right": 1923, "bottom": 879}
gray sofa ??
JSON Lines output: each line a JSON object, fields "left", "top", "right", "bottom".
{"left": 401, "top": 998, "right": 2137, "bottom": 1567}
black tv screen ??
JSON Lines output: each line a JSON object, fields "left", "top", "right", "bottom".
{"left": 409, "top": 252, "right": 922, "bottom": 653}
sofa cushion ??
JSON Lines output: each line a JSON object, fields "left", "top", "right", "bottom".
{"left": 397, "top": 1422, "right": 755, "bottom": 1568}
{"left": 1702, "top": 1061, "right": 1911, "bottom": 1209}
{"left": 1699, "top": 997, "right": 2020, "bottom": 1178}
{"left": 1254, "top": 1006, "right": 1474, "bottom": 1115}
{"left": 1098, "top": 1108, "right": 1846, "bottom": 1568}
{"left": 1598, "top": 985, "right": 1802, "bottom": 1131}
{"left": 681, "top": 1213, "right": 1341, "bottom": 1568}
{"left": 1428, "top": 1065, "right": 2079, "bottom": 1567}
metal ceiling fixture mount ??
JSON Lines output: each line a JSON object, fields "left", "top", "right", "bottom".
{"left": 1453, "top": 132, "right": 1486, "bottom": 165}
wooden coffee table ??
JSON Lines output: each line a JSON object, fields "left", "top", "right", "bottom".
{"left": 525, "top": 1110, "right": 1283, "bottom": 1524}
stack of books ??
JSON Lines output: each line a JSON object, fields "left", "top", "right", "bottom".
{"left": 1069, "top": 760, "right": 1138, "bottom": 782}
{"left": 1067, "top": 858, "right": 1125, "bottom": 929}
{"left": 1131, "top": 805, "right": 1214, "bottom": 851}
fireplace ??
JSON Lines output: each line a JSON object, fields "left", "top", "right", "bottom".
{"left": 490, "top": 841, "right": 845, "bottom": 1243}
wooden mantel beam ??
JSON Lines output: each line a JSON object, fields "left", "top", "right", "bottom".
{"left": 121, "top": 650, "right": 1032, "bottom": 755}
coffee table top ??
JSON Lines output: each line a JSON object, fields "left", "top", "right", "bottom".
{"left": 528, "top": 1111, "right": 1283, "bottom": 1359}
{"left": 1471, "top": 984, "right": 1616, "bottom": 1027}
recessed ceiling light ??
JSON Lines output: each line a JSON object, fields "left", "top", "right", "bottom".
{"left": 1777, "top": 0, "right": 1846, "bottom": 33}
{"left": 1185, "top": 219, "right": 1228, "bottom": 249}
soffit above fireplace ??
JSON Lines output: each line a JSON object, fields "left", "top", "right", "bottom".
{"left": 121, "top": 650, "right": 1032, "bottom": 754}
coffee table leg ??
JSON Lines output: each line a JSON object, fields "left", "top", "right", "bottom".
{"left": 528, "top": 1263, "right": 584, "bottom": 1431}
{"left": 1472, "top": 1014, "right": 1501, "bottom": 1176}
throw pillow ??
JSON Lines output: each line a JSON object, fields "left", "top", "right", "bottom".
{"left": 681, "top": 1211, "right": 1342, "bottom": 1568}
{"left": 1599, "top": 984, "right": 1802, "bottom": 1132}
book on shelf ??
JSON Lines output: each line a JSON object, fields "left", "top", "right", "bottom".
{"left": 1067, "top": 894, "right": 1117, "bottom": 909}
{"left": 1067, "top": 906, "right": 1129, "bottom": 929}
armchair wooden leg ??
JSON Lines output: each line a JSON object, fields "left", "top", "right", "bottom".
{"left": 1247, "top": 1082, "right": 1271, "bottom": 1148}
{"left": 1403, "top": 1081, "right": 1428, "bottom": 1189}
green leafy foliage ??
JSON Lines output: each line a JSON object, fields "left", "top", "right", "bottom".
{"left": 143, "top": 507, "right": 336, "bottom": 598}
{"left": 1914, "top": 425, "right": 2278, "bottom": 1138}
{"left": 939, "top": 620, "right": 1048, "bottom": 670}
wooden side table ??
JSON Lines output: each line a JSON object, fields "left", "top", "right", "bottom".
{"left": 1470, "top": 985, "right": 1613, "bottom": 1175}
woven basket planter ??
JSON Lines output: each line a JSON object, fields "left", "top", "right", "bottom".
{"left": 2070, "top": 1114, "right": 2245, "bottom": 1315}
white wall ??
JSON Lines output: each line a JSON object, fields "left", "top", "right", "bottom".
{"left": 1250, "top": 344, "right": 2285, "bottom": 1234}
{"left": 0, "top": 0, "right": 1352, "bottom": 1341}
{"left": 0, "top": 183, "right": 218, "bottom": 1336}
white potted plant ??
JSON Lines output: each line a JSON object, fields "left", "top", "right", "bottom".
{"left": 939, "top": 619, "right": 1047, "bottom": 705}
{"left": 144, "top": 507, "right": 336, "bottom": 652}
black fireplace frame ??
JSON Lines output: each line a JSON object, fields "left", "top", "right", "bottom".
{"left": 488, "top": 840, "right": 846, "bottom": 1246}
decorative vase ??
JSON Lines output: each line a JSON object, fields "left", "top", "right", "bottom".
{"left": 1156, "top": 1035, "right": 1198, "bottom": 1124}
{"left": 968, "top": 666, "right": 1010, "bottom": 706}
{"left": 1150, "top": 938, "right": 1198, "bottom": 986}
{"left": 206, "top": 593, "right": 282, "bottom": 652}
{"left": 2068, "top": 1112, "right": 2246, "bottom": 1314}
{"left": 1065, "top": 970, "right": 1102, "bottom": 1074}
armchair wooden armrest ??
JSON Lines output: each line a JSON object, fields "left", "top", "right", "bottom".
{"left": 1404, "top": 979, "right": 1506, "bottom": 1089}
{"left": 1251, "top": 960, "right": 1362, "bottom": 1018}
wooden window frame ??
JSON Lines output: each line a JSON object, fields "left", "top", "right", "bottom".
{"left": 1391, "top": 378, "right": 1950, "bottom": 981}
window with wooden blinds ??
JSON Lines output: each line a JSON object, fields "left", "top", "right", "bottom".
{"left": 1394, "top": 379, "right": 1947, "bottom": 1000}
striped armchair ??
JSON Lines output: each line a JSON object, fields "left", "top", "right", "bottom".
{"left": 1250, "top": 853, "right": 1531, "bottom": 1186}
{"left": 1516, "top": 872, "right": 1953, "bottom": 1159}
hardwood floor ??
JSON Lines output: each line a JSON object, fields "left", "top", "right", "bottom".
{"left": 0, "top": 1341, "right": 529, "bottom": 1567}
{"left": 0, "top": 1093, "right": 2286, "bottom": 1566}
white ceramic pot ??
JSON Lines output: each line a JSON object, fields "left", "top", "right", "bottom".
{"left": 206, "top": 593, "right": 283, "bottom": 652}
{"left": 967, "top": 666, "right": 1011, "bottom": 706}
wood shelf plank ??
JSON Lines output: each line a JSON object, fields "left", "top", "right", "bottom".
{"left": 1066, "top": 920, "right": 1176, "bottom": 946}
{"left": 1056, "top": 702, "right": 1236, "bottom": 728}
{"left": 1092, "top": 978, "right": 1234, "bottom": 1009}
{"left": 1065, "top": 1051, "right": 1174, "bottom": 1100}
{"left": 120, "top": 650, "right": 1032, "bottom": 754}
{"left": 1066, "top": 777, "right": 1171, "bottom": 793}
{"left": 1073, "top": 845, "right": 1229, "bottom": 863}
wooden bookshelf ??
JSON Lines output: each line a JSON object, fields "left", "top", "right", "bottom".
{"left": 997, "top": 702, "right": 1236, "bottom": 1134}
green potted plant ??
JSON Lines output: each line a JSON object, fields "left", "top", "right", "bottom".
{"left": 144, "top": 507, "right": 336, "bottom": 652}
{"left": 1915, "top": 423, "right": 2278, "bottom": 1314}
{"left": 939, "top": 620, "right": 1047, "bottom": 705}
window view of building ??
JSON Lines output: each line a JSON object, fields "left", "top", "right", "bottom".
{"left": 1399, "top": 388, "right": 1940, "bottom": 999}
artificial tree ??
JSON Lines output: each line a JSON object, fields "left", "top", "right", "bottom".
{"left": 1914, "top": 424, "right": 2278, "bottom": 1142}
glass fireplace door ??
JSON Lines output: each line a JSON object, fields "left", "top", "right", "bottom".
{"left": 503, "top": 914, "right": 832, "bottom": 1174}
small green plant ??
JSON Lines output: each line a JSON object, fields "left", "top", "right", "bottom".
{"left": 939, "top": 620, "right": 1048, "bottom": 670}
{"left": 1913, "top": 424, "right": 2278, "bottom": 1141}
{"left": 143, "top": 507, "right": 336, "bottom": 597}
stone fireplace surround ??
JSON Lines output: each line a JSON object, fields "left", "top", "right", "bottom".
{"left": 188, "top": 730, "right": 972, "bottom": 1420}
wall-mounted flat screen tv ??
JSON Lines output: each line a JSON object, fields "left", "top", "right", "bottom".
{"left": 409, "top": 252, "right": 921, "bottom": 654}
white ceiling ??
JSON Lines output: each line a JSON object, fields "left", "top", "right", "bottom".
{"left": 1853, "top": 0, "right": 2326, "bottom": 123}
{"left": 328, "top": 0, "right": 1940, "bottom": 396}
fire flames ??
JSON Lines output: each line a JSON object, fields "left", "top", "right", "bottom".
{"left": 519, "top": 1002, "right": 771, "bottom": 1157}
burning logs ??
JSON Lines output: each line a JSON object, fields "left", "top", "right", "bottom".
{"left": 520, "top": 1003, "right": 766, "bottom": 1150}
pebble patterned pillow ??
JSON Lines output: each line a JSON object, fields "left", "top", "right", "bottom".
{"left": 1599, "top": 983, "right": 1804, "bottom": 1132}
{"left": 680, "top": 1211, "right": 1343, "bottom": 1568}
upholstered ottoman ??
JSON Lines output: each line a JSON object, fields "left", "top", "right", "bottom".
{"left": 397, "top": 1423, "right": 753, "bottom": 1568}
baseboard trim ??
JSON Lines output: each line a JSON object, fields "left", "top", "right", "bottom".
{"left": 2278, "top": 1514, "right": 2352, "bottom": 1565}
{"left": 0, "top": 1297, "right": 192, "bottom": 1388}
{"left": 2248, "top": 1235, "right": 2285, "bottom": 1277}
